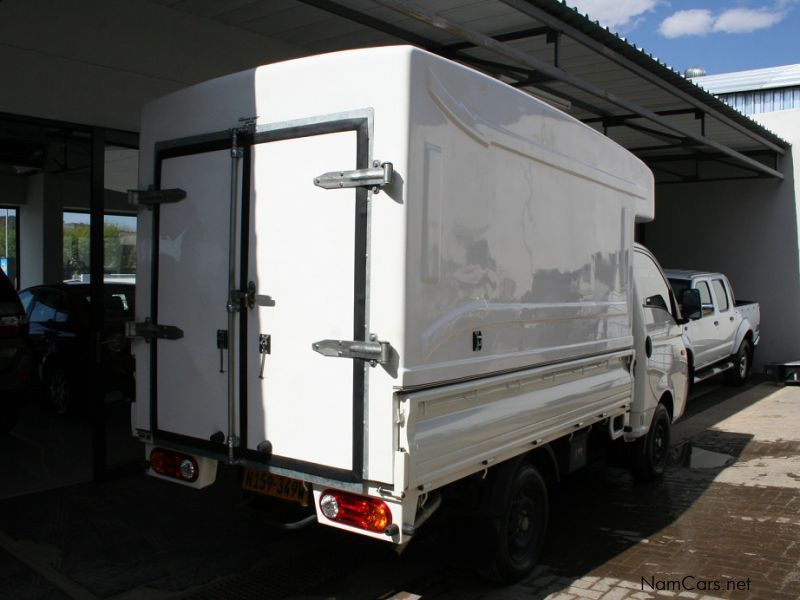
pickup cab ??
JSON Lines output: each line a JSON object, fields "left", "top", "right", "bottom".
{"left": 666, "top": 270, "right": 760, "bottom": 385}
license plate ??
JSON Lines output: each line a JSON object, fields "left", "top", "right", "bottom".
{"left": 242, "top": 468, "right": 310, "bottom": 506}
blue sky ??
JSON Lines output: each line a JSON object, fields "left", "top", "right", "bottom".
{"left": 567, "top": 1, "right": 800, "bottom": 75}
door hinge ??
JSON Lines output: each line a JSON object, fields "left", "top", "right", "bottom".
{"left": 127, "top": 187, "right": 186, "bottom": 208}
{"left": 312, "top": 334, "right": 391, "bottom": 367}
{"left": 125, "top": 318, "right": 184, "bottom": 342}
{"left": 313, "top": 160, "right": 393, "bottom": 193}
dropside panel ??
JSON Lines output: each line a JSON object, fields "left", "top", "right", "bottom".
{"left": 246, "top": 132, "right": 358, "bottom": 472}
{"left": 400, "top": 353, "right": 633, "bottom": 492}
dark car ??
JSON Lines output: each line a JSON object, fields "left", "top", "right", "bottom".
{"left": 0, "top": 269, "right": 32, "bottom": 432}
{"left": 18, "top": 283, "right": 135, "bottom": 415}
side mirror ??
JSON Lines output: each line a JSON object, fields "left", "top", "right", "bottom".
{"left": 644, "top": 294, "right": 668, "bottom": 311}
{"left": 680, "top": 288, "right": 702, "bottom": 320}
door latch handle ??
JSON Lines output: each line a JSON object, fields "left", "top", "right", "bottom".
{"left": 217, "top": 330, "right": 228, "bottom": 373}
{"left": 244, "top": 281, "right": 275, "bottom": 309}
{"left": 714, "top": 321, "right": 719, "bottom": 326}
{"left": 258, "top": 334, "right": 271, "bottom": 379}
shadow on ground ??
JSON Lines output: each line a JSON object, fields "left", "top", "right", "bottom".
{"left": 0, "top": 377, "right": 791, "bottom": 600}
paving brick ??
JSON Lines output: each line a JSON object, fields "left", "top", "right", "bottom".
{"left": 571, "top": 577, "right": 597, "bottom": 589}
{"left": 568, "top": 586, "right": 603, "bottom": 599}
{"left": 598, "top": 588, "right": 629, "bottom": 600}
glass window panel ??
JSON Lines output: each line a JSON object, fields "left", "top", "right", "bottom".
{"left": 712, "top": 279, "right": 729, "bottom": 312}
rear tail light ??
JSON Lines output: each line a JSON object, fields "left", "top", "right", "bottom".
{"left": 149, "top": 448, "right": 199, "bottom": 482}
{"left": 0, "top": 315, "right": 27, "bottom": 337}
{"left": 319, "top": 489, "right": 392, "bottom": 533}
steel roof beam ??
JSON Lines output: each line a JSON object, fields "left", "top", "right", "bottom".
{"left": 501, "top": 0, "right": 786, "bottom": 156}
{"left": 528, "top": 84, "right": 609, "bottom": 115}
{"left": 370, "top": 0, "right": 782, "bottom": 180}
{"left": 657, "top": 174, "right": 766, "bottom": 185}
{"left": 650, "top": 164, "right": 691, "bottom": 181}
{"left": 583, "top": 108, "right": 701, "bottom": 124}
{"left": 616, "top": 121, "right": 688, "bottom": 145}
{"left": 641, "top": 151, "right": 775, "bottom": 164}
{"left": 445, "top": 25, "right": 556, "bottom": 51}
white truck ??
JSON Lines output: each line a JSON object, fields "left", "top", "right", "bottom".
{"left": 129, "top": 46, "right": 688, "bottom": 582}
{"left": 666, "top": 271, "right": 760, "bottom": 386}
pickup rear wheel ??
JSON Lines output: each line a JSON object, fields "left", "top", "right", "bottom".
{"left": 725, "top": 339, "right": 751, "bottom": 386}
{"left": 631, "top": 402, "right": 670, "bottom": 482}
{"left": 479, "top": 463, "right": 549, "bottom": 583}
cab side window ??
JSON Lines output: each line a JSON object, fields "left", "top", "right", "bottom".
{"left": 696, "top": 281, "right": 714, "bottom": 317}
{"left": 633, "top": 251, "right": 673, "bottom": 318}
{"left": 712, "top": 279, "right": 729, "bottom": 312}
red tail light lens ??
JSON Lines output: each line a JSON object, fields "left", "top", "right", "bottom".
{"left": 149, "top": 448, "right": 199, "bottom": 482}
{"left": 319, "top": 489, "right": 392, "bottom": 533}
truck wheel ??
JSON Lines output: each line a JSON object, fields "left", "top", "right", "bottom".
{"left": 725, "top": 339, "right": 751, "bottom": 386}
{"left": 480, "top": 463, "right": 549, "bottom": 583}
{"left": 631, "top": 403, "right": 670, "bottom": 482}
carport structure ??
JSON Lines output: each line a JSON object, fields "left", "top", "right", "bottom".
{"left": 152, "top": 0, "right": 789, "bottom": 184}
{"left": 0, "top": 0, "right": 795, "bottom": 486}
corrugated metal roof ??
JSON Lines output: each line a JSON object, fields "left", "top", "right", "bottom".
{"left": 693, "top": 64, "right": 800, "bottom": 95}
{"left": 148, "top": 0, "right": 790, "bottom": 183}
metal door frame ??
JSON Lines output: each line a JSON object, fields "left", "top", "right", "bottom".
{"left": 241, "top": 110, "right": 373, "bottom": 483}
{"left": 148, "top": 110, "right": 373, "bottom": 483}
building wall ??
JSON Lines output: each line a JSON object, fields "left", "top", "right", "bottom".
{"left": 0, "top": 0, "right": 304, "bottom": 131}
{"left": 646, "top": 108, "right": 800, "bottom": 368}
{"left": 19, "top": 174, "right": 44, "bottom": 289}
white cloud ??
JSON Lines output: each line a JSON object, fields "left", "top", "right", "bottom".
{"left": 712, "top": 8, "right": 785, "bottom": 33}
{"left": 659, "top": 9, "right": 714, "bottom": 38}
{"left": 567, "top": 0, "right": 660, "bottom": 30}
{"left": 658, "top": 4, "right": 789, "bottom": 38}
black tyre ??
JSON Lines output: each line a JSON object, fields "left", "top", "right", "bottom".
{"left": 480, "top": 463, "right": 549, "bottom": 583}
{"left": 46, "top": 365, "right": 72, "bottom": 415}
{"left": 631, "top": 402, "right": 670, "bottom": 482}
{"left": 0, "top": 403, "right": 19, "bottom": 433}
{"left": 725, "top": 339, "right": 751, "bottom": 386}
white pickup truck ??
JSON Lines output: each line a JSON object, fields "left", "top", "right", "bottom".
{"left": 666, "top": 271, "right": 760, "bottom": 385}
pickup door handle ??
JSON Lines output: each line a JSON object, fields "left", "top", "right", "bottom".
{"left": 730, "top": 316, "right": 735, "bottom": 322}
{"left": 714, "top": 321, "right": 719, "bottom": 326}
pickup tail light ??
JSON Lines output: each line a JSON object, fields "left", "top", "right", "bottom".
{"left": 319, "top": 489, "right": 392, "bottom": 533}
{"left": 149, "top": 448, "right": 199, "bottom": 482}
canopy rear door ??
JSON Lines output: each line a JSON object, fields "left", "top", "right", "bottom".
{"left": 243, "top": 113, "right": 372, "bottom": 481}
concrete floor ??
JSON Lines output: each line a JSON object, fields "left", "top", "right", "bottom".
{"left": 0, "top": 397, "right": 141, "bottom": 500}
{"left": 1, "top": 379, "right": 798, "bottom": 599}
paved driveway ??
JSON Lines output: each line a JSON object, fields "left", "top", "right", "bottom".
{"left": 1, "top": 380, "right": 798, "bottom": 599}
